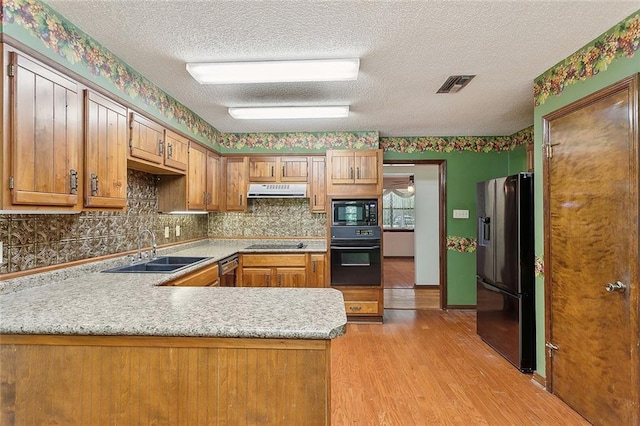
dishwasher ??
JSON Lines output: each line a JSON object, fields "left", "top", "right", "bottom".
{"left": 218, "top": 254, "right": 239, "bottom": 287}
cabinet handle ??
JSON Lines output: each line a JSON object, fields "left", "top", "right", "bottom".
{"left": 277, "top": 274, "right": 282, "bottom": 286}
{"left": 266, "top": 275, "right": 270, "bottom": 286}
{"left": 312, "top": 260, "right": 316, "bottom": 273}
{"left": 90, "top": 173, "right": 99, "bottom": 196}
{"left": 69, "top": 169, "right": 78, "bottom": 195}
{"left": 167, "top": 143, "right": 173, "bottom": 159}
{"left": 350, "top": 167, "right": 354, "bottom": 179}
{"left": 314, "top": 195, "right": 317, "bottom": 205}
{"left": 357, "top": 167, "right": 360, "bottom": 179}
{"left": 271, "top": 166, "right": 274, "bottom": 177}
{"left": 282, "top": 165, "right": 285, "bottom": 177}
{"left": 158, "top": 139, "right": 164, "bottom": 155}
{"left": 349, "top": 306, "right": 362, "bottom": 311}
{"left": 239, "top": 194, "right": 243, "bottom": 206}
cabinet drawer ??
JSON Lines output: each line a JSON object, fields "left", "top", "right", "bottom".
{"left": 344, "top": 301, "right": 379, "bottom": 314}
{"left": 242, "top": 254, "right": 306, "bottom": 267}
{"left": 339, "top": 288, "right": 381, "bottom": 302}
{"left": 165, "top": 263, "right": 219, "bottom": 286}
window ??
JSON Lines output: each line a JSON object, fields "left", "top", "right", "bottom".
{"left": 382, "top": 190, "right": 415, "bottom": 229}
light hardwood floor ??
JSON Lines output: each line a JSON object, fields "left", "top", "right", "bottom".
{"left": 384, "top": 257, "right": 440, "bottom": 310}
{"left": 331, "top": 310, "right": 588, "bottom": 425}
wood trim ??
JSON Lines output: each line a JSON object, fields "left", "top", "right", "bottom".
{"left": 382, "top": 159, "right": 447, "bottom": 309}
{"left": 445, "top": 304, "right": 475, "bottom": 310}
{"left": 382, "top": 229, "right": 415, "bottom": 233}
{"left": 532, "top": 372, "right": 547, "bottom": 389}
{"left": 0, "top": 334, "right": 329, "bottom": 350}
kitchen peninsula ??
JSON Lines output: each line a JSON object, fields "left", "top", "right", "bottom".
{"left": 0, "top": 239, "right": 346, "bottom": 425}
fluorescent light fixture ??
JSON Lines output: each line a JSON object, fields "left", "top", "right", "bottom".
{"left": 186, "top": 58, "right": 359, "bottom": 84}
{"left": 229, "top": 106, "right": 349, "bottom": 120}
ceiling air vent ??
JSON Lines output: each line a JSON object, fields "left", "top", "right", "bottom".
{"left": 436, "top": 75, "right": 476, "bottom": 94}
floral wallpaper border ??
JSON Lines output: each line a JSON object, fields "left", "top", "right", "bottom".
{"left": 218, "top": 131, "right": 379, "bottom": 153}
{"left": 535, "top": 255, "right": 544, "bottom": 278}
{"left": 2, "top": 0, "right": 219, "bottom": 147}
{"left": 380, "top": 126, "right": 533, "bottom": 154}
{"left": 534, "top": 12, "right": 640, "bottom": 107}
{"left": 446, "top": 236, "right": 477, "bottom": 253}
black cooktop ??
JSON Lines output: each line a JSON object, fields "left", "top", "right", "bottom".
{"left": 245, "top": 243, "right": 306, "bottom": 250}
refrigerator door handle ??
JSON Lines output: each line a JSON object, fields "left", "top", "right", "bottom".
{"left": 479, "top": 216, "right": 491, "bottom": 245}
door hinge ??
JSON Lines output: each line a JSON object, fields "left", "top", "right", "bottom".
{"left": 545, "top": 342, "right": 559, "bottom": 351}
{"left": 8, "top": 176, "right": 14, "bottom": 189}
{"left": 544, "top": 143, "right": 560, "bottom": 159}
{"left": 7, "top": 64, "right": 15, "bottom": 77}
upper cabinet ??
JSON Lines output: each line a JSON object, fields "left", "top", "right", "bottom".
{"left": 248, "top": 156, "right": 308, "bottom": 182}
{"left": 326, "top": 149, "right": 383, "bottom": 196}
{"left": 223, "top": 157, "right": 248, "bottom": 212}
{"left": 309, "top": 156, "right": 326, "bottom": 213}
{"left": 84, "top": 90, "right": 127, "bottom": 209}
{"left": 2, "top": 50, "right": 81, "bottom": 210}
{"left": 128, "top": 112, "right": 187, "bottom": 175}
{"left": 206, "top": 150, "right": 221, "bottom": 211}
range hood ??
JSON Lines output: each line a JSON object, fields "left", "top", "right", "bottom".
{"left": 247, "top": 183, "right": 307, "bottom": 198}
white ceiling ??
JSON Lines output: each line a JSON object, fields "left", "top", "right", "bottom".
{"left": 45, "top": 0, "right": 639, "bottom": 137}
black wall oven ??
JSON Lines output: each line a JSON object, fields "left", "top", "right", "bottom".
{"left": 330, "top": 226, "right": 381, "bottom": 286}
{"left": 331, "top": 199, "right": 378, "bottom": 226}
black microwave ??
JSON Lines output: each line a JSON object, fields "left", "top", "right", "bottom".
{"left": 331, "top": 199, "right": 378, "bottom": 226}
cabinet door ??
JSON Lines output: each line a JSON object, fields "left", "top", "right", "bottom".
{"left": 354, "top": 150, "right": 379, "bottom": 184}
{"left": 187, "top": 143, "right": 208, "bottom": 210}
{"left": 327, "top": 151, "right": 355, "bottom": 184}
{"left": 310, "top": 156, "right": 326, "bottom": 213}
{"left": 280, "top": 157, "right": 308, "bottom": 182}
{"left": 206, "top": 151, "right": 220, "bottom": 211}
{"left": 224, "top": 157, "right": 248, "bottom": 211}
{"left": 84, "top": 90, "right": 127, "bottom": 209}
{"left": 275, "top": 267, "right": 307, "bottom": 287}
{"left": 308, "top": 254, "right": 326, "bottom": 287}
{"left": 8, "top": 52, "right": 80, "bottom": 207}
{"left": 249, "top": 157, "right": 277, "bottom": 182}
{"left": 129, "top": 112, "right": 164, "bottom": 164}
{"left": 164, "top": 129, "right": 189, "bottom": 171}
{"left": 241, "top": 268, "right": 272, "bottom": 287}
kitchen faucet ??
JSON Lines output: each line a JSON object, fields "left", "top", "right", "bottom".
{"left": 137, "top": 229, "right": 157, "bottom": 260}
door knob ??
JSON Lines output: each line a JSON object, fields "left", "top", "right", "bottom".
{"left": 605, "top": 281, "right": 626, "bottom": 293}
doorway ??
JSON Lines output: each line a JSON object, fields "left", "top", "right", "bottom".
{"left": 543, "top": 75, "right": 639, "bottom": 424}
{"left": 382, "top": 160, "right": 446, "bottom": 310}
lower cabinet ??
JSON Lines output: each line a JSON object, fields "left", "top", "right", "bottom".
{"left": 162, "top": 262, "right": 219, "bottom": 287}
{"left": 333, "top": 287, "right": 383, "bottom": 321}
{"left": 239, "top": 253, "right": 327, "bottom": 288}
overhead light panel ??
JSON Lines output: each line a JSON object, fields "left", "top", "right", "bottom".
{"left": 186, "top": 58, "right": 360, "bottom": 84}
{"left": 229, "top": 106, "right": 349, "bottom": 120}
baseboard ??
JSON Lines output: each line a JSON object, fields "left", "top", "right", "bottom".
{"left": 446, "top": 304, "right": 476, "bottom": 310}
{"left": 531, "top": 372, "right": 547, "bottom": 389}
{"left": 383, "top": 256, "right": 414, "bottom": 259}
{"left": 414, "top": 284, "right": 438, "bottom": 289}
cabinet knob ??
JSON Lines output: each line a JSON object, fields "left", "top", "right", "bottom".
{"left": 349, "top": 306, "right": 362, "bottom": 311}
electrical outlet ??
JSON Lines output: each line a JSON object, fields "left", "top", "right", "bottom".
{"left": 164, "top": 226, "right": 170, "bottom": 238}
{"left": 176, "top": 225, "right": 181, "bottom": 237}
{"left": 0, "top": 242, "right": 3, "bottom": 264}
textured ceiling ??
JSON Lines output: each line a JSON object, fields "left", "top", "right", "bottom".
{"left": 45, "top": 0, "right": 639, "bottom": 137}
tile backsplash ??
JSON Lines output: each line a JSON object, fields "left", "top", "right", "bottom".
{"left": 0, "top": 170, "right": 208, "bottom": 274}
{"left": 1, "top": 170, "right": 326, "bottom": 275}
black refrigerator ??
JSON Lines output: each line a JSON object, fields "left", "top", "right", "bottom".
{"left": 476, "top": 173, "right": 535, "bottom": 373}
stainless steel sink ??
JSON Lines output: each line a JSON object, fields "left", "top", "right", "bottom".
{"left": 102, "top": 256, "right": 210, "bottom": 273}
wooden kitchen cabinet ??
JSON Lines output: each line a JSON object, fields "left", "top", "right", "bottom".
{"left": 326, "top": 149, "right": 383, "bottom": 196}
{"left": 240, "top": 254, "right": 307, "bottom": 287}
{"left": 164, "top": 129, "right": 189, "bottom": 172}
{"left": 248, "top": 156, "right": 308, "bottom": 182}
{"left": 335, "top": 287, "right": 383, "bottom": 320}
{"left": 307, "top": 253, "right": 327, "bottom": 287}
{"left": 187, "top": 142, "right": 208, "bottom": 211}
{"left": 128, "top": 112, "right": 187, "bottom": 174}
{"left": 206, "top": 150, "right": 221, "bottom": 211}
{"left": 84, "top": 90, "right": 127, "bottom": 209}
{"left": 309, "top": 156, "right": 326, "bottom": 213}
{"left": 161, "top": 262, "right": 220, "bottom": 287}
{"left": 223, "top": 156, "right": 248, "bottom": 212}
{"left": 2, "top": 50, "right": 82, "bottom": 210}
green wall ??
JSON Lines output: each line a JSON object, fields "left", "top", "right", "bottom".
{"left": 532, "top": 12, "right": 640, "bottom": 377}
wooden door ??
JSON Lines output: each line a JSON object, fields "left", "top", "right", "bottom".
{"left": 249, "top": 157, "right": 277, "bottom": 182}
{"left": 187, "top": 143, "right": 207, "bottom": 210}
{"left": 308, "top": 254, "right": 326, "bottom": 287}
{"left": 310, "top": 156, "right": 326, "bottom": 213}
{"left": 544, "top": 75, "right": 639, "bottom": 425}
{"left": 354, "top": 150, "right": 379, "bottom": 184}
{"left": 9, "top": 52, "right": 80, "bottom": 207}
{"left": 280, "top": 157, "right": 308, "bottom": 182}
{"left": 327, "top": 150, "right": 355, "bottom": 184}
{"left": 224, "top": 157, "right": 248, "bottom": 211}
{"left": 129, "top": 112, "right": 164, "bottom": 164}
{"left": 241, "top": 268, "right": 271, "bottom": 287}
{"left": 275, "top": 267, "right": 307, "bottom": 287}
{"left": 164, "top": 130, "right": 189, "bottom": 172}
{"left": 206, "top": 151, "right": 220, "bottom": 211}
{"left": 84, "top": 90, "right": 127, "bottom": 209}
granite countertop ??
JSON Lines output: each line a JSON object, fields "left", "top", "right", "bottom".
{"left": 0, "top": 239, "right": 346, "bottom": 340}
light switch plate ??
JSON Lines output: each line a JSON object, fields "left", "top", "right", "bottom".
{"left": 453, "top": 209, "right": 469, "bottom": 219}
{"left": 176, "top": 225, "right": 181, "bottom": 237}
{"left": 164, "top": 226, "right": 170, "bottom": 238}
{"left": 0, "top": 242, "right": 3, "bottom": 264}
